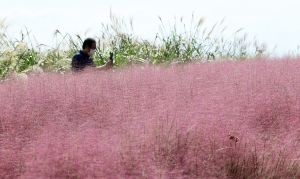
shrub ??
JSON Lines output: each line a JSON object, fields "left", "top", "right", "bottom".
{"left": 0, "top": 11, "right": 270, "bottom": 79}
{"left": 1, "top": 58, "right": 300, "bottom": 178}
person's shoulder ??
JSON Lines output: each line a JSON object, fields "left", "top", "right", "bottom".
{"left": 72, "top": 51, "right": 81, "bottom": 57}
{"left": 72, "top": 51, "right": 83, "bottom": 60}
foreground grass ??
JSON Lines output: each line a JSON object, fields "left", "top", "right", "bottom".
{"left": 1, "top": 58, "right": 300, "bottom": 178}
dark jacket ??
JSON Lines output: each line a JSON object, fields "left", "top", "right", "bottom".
{"left": 71, "top": 50, "right": 96, "bottom": 71}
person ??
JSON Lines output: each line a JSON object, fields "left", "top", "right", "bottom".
{"left": 71, "top": 38, "right": 113, "bottom": 72}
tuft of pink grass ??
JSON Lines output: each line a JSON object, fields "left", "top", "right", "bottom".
{"left": 1, "top": 58, "right": 300, "bottom": 178}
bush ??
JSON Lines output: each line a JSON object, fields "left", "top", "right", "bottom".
{"left": 0, "top": 11, "right": 270, "bottom": 79}
{"left": 1, "top": 58, "right": 300, "bottom": 178}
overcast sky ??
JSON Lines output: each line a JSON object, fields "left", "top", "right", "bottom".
{"left": 0, "top": 0, "right": 299, "bottom": 55}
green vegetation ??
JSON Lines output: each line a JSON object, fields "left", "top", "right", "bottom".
{"left": 0, "top": 12, "right": 269, "bottom": 79}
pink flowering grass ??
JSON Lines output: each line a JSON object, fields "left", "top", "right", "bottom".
{"left": 1, "top": 58, "right": 300, "bottom": 178}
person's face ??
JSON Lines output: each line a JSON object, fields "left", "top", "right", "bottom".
{"left": 88, "top": 43, "right": 96, "bottom": 52}
{"left": 87, "top": 43, "right": 96, "bottom": 56}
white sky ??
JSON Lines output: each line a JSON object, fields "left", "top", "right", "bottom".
{"left": 1, "top": 0, "right": 300, "bottom": 55}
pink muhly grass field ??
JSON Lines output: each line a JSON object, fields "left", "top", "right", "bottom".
{"left": 1, "top": 58, "right": 300, "bottom": 178}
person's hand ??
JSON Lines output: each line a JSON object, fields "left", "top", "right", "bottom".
{"left": 97, "top": 52, "right": 114, "bottom": 70}
{"left": 105, "top": 60, "right": 113, "bottom": 69}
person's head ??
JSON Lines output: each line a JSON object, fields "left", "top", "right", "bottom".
{"left": 82, "top": 38, "right": 96, "bottom": 56}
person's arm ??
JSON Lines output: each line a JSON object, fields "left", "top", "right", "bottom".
{"left": 71, "top": 55, "right": 84, "bottom": 72}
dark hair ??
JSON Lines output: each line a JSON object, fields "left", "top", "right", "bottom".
{"left": 82, "top": 38, "right": 96, "bottom": 49}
